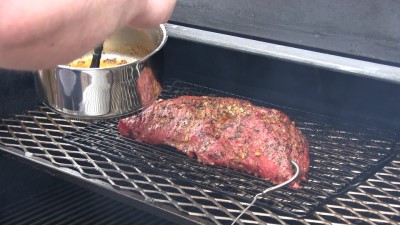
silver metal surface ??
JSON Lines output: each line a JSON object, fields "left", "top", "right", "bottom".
{"left": 35, "top": 25, "right": 167, "bottom": 120}
{"left": 166, "top": 24, "right": 400, "bottom": 84}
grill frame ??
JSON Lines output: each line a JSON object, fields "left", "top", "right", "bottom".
{"left": 0, "top": 79, "right": 399, "bottom": 225}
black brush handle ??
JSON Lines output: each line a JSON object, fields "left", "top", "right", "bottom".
{"left": 90, "top": 43, "right": 104, "bottom": 68}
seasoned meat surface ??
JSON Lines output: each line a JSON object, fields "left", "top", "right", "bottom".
{"left": 118, "top": 96, "right": 309, "bottom": 188}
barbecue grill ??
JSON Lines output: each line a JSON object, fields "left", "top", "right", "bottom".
{"left": 1, "top": 1, "right": 399, "bottom": 224}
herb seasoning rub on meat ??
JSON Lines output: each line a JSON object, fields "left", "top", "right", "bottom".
{"left": 118, "top": 96, "right": 309, "bottom": 188}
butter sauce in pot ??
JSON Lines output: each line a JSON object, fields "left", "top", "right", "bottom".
{"left": 68, "top": 47, "right": 152, "bottom": 69}
{"left": 67, "top": 28, "right": 155, "bottom": 69}
{"left": 35, "top": 25, "right": 167, "bottom": 119}
{"left": 68, "top": 54, "right": 130, "bottom": 68}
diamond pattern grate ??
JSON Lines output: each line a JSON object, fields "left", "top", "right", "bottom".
{"left": 0, "top": 79, "right": 398, "bottom": 224}
{"left": 63, "top": 81, "right": 396, "bottom": 218}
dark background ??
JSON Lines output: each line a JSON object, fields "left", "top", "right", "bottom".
{"left": 171, "top": 0, "right": 400, "bottom": 66}
{"left": 162, "top": 38, "right": 400, "bottom": 131}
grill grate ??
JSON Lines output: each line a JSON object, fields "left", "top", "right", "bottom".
{"left": 63, "top": 80, "right": 396, "bottom": 218}
{"left": 0, "top": 181, "right": 177, "bottom": 225}
{"left": 0, "top": 79, "right": 399, "bottom": 224}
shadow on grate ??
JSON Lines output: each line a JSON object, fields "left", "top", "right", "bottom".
{"left": 62, "top": 80, "right": 397, "bottom": 218}
{"left": 0, "top": 180, "right": 177, "bottom": 225}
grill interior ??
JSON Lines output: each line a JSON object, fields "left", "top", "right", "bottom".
{"left": 0, "top": 79, "right": 399, "bottom": 224}
{"left": 0, "top": 179, "right": 176, "bottom": 225}
{"left": 63, "top": 80, "right": 397, "bottom": 218}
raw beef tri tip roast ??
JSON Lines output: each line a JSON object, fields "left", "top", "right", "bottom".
{"left": 118, "top": 96, "right": 309, "bottom": 188}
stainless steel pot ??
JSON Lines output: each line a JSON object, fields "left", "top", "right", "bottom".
{"left": 35, "top": 25, "right": 167, "bottom": 120}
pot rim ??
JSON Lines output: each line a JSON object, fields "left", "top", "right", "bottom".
{"left": 57, "top": 24, "right": 168, "bottom": 71}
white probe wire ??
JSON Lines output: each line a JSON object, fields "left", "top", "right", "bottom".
{"left": 231, "top": 160, "right": 300, "bottom": 225}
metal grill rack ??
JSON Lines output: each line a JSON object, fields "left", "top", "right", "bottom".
{"left": 0, "top": 181, "right": 177, "bottom": 225}
{"left": 0, "top": 79, "right": 399, "bottom": 224}
{"left": 63, "top": 80, "right": 396, "bottom": 218}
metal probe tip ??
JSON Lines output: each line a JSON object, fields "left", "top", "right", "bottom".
{"left": 231, "top": 160, "right": 300, "bottom": 225}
